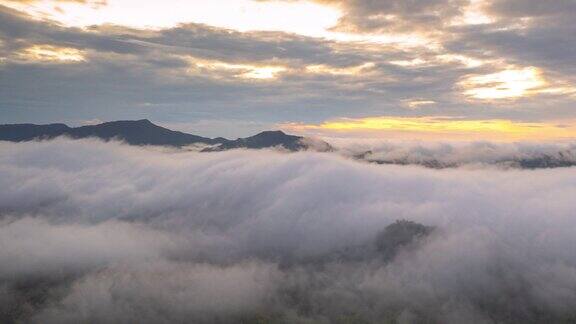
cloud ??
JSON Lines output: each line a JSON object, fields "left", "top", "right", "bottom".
{"left": 333, "top": 139, "right": 576, "bottom": 167}
{"left": 2, "top": 138, "right": 576, "bottom": 322}
{"left": 1, "top": 0, "right": 104, "bottom": 3}
{"left": 313, "top": 0, "right": 468, "bottom": 34}
{"left": 14, "top": 44, "right": 86, "bottom": 63}
{"left": 447, "top": 0, "right": 576, "bottom": 81}
{"left": 0, "top": 4, "right": 415, "bottom": 129}
{"left": 34, "top": 261, "right": 281, "bottom": 324}
{"left": 2, "top": 1, "right": 575, "bottom": 132}
{"left": 0, "top": 218, "right": 180, "bottom": 279}
{"left": 485, "top": 0, "right": 576, "bottom": 18}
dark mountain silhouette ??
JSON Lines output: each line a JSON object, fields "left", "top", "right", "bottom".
{"left": 0, "top": 123, "right": 71, "bottom": 142}
{"left": 205, "top": 130, "right": 307, "bottom": 151}
{"left": 66, "top": 120, "right": 222, "bottom": 146}
{"left": 0, "top": 120, "right": 220, "bottom": 146}
{"left": 0, "top": 120, "right": 329, "bottom": 151}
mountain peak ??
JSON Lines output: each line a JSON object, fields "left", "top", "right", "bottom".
{"left": 100, "top": 119, "right": 154, "bottom": 127}
{"left": 254, "top": 130, "right": 287, "bottom": 136}
{"left": 208, "top": 129, "right": 307, "bottom": 151}
{"left": 0, "top": 120, "right": 331, "bottom": 152}
{"left": 0, "top": 123, "right": 71, "bottom": 141}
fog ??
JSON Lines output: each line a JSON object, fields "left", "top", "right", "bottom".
{"left": 2, "top": 138, "right": 576, "bottom": 323}
{"left": 335, "top": 140, "right": 576, "bottom": 168}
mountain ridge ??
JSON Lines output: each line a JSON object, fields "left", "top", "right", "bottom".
{"left": 204, "top": 130, "right": 309, "bottom": 152}
{"left": 0, "top": 119, "right": 330, "bottom": 152}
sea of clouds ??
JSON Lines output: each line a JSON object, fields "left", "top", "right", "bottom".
{"left": 2, "top": 138, "right": 576, "bottom": 323}
{"left": 333, "top": 139, "right": 576, "bottom": 168}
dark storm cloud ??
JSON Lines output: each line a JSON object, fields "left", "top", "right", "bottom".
{"left": 2, "top": 139, "right": 576, "bottom": 323}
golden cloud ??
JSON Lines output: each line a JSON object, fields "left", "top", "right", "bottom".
{"left": 403, "top": 99, "right": 436, "bottom": 109}
{"left": 304, "top": 62, "right": 375, "bottom": 76}
{"left": 184, "top": 55, "right": 378, "bottom": 81}
{"left": 459, "top": 66, "right": 576, "bottom": 100}
{"left": 16, "top": 44, "right": 86, "bottom": 63}
{"left": 184, "top": 56, "right": 286, "bottom": 80}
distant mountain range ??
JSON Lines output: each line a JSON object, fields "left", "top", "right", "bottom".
{"left": 352, "top": 150, "right": 576, "bottom": 169}
{"left": 2, "top": 120, "right": 575, "bottom": 169}
{"left": 0, "top": 119, "right": 331, "bottom": 152}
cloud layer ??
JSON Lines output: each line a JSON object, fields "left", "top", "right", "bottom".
{"left": 2, "top": 139, "right": 576, "bottom": 323}
{"left": 333, "top": 139, "right": 576, "bottom": 168}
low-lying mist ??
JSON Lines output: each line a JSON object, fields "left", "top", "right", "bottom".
{"left": 335, "top": 140, "right": 576, "bottom": 169}
{"left": 2, "top": 138, "right": 576, "bottom": 323}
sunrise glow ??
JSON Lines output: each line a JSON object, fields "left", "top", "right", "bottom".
{"left": 460, "top": 67, "right": 546, "bottom": 100}
{"left": 283, "top": 117, "right": 576, "bottom": 141}
{"left": 0, "top": 0, "right": 341, "bottom": 37}
{"left": 16, "top": 44, "right": 86, "bottom": 63}
{"left": 185, "top": 56, "right": 287, "bottom": 80}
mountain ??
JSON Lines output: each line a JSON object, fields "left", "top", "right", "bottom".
{"left": 66, "top": 119, "right": 221, "bottom": 146}
{"left": 0, "top": 123, "right": 71, "bottom": 142}
{"left": 0, "top": 119, "right": 220, "bottom": 147}
{"left": 206, "top": 130, "right": 307, "bottom": 151}
{"left": 0, "top": 120, "right": 329, "bottom": 152}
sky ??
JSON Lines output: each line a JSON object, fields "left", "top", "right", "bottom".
{"left": 0, "top": 0, "right": 575, "bottom": 139}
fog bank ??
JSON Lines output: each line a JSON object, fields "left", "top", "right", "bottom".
{"left": 2, "top": 138, "right": 576, "bottom": 323}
